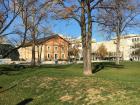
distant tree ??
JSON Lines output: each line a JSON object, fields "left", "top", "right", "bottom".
{"left": 0, "top": 44, "right": 19, "bottom": 61}
{"left": 36, "top": 27, "right": 53, "bottom": 64}
{"left": 96, "top": 44, "right": 108, "bottom": 60}
{"left": 97, "top": 0, "right": 140, "bottom": 64}
{"left": 16, "top": 0, "right": 54, "bottom": 66}
{"left": 68, "top": 44, "right": 80, "bottom": 63}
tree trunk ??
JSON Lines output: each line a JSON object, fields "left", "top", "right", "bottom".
{"left": 116, "top": 18, "right": 121, "bottom": 65}
{"left": 83, "top": 46, "right": 87, "bottom": 73}
{"left": 85, "top": 46, "right": 92, "bottom": 75}
{"left": 37, "top": 45, "right": 43, "bottom": 65}
{"left": 84, "top": 0, "right": 92, "bottom": 75}
{"left": 116, "top": 35, "right": 120, "bottom": 64}
{"left": 31, "top": 30, "right": 36, "bottom": 66}
{"left": 81, "top": 1, "right": 87, "bottom": 75}
{"left": 81, "top": 0, "right": 92, "bottom": 75}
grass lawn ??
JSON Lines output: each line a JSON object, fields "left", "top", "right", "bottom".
{"left": 0, "top": 62, "right": 140, "bottom": 105}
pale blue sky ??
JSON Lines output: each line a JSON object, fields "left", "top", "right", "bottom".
{"left": 5, "top": 15, "right": 140, "bottom": 43}
{"left": 50, "top": 19, "right": 140, "bottom": 41}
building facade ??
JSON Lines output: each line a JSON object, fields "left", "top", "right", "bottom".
{"left": 92, "top": 34, "right": 140, "bottom": 61}
{"left": 19, "top": 35, "right": 70, "bottom": 62}
{"left": 69, "top": 34, "right": 140, "bottom": 61}
{"left": 130, "top": 36, "right": 140, "bottom": 61}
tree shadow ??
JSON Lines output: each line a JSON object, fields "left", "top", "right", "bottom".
{"left": 0, "top": 84, "right": 17, "bottom": 93}
{"left": 92, "top": 63, "right": 104, "bottom": 73}
{"left": 92, "top": 62, "right": 124, "bottom": 74}
{"left": 39, "top": 64, "right": 73, "bottom": 69}
{"left": 0, "top": 65, "right": 26, "bottom": 76}
{"left": 16, "top": 98, "right": 33, "bottom": 105}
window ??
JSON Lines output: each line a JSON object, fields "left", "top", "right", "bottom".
{"left": 132, "top": 39, "right": 134, "bottom": 42}
{"left": 48, "top": 54, "right": 50, "bottom": 58}
{"left": 48, "top": 46, "right": 50, "bottom": 51}
{"left": 54, "top": 54, "right": 58, "bottom": 60}
{"left": 62, "top": 54, "right": 65, "bottom": 59}
{"left": 54, "top": 46, "right": 58, "bottom": 51}
{"left": 138, "top": 38, "right": 139, "bottom": 41}
{"left": 62, "top": 47, "right": 64, "bottom": 52}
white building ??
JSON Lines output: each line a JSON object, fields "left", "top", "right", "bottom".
{"left": 69, "top": 34, "right": 140, "bottom": 61}
{"left": 92, "top": 34, "right": 140, "bottom": 61}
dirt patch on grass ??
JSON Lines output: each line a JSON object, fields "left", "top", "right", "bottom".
{"left": 22, "top": 76, "right": 56, "bottom": 89}
{"left": 85, "top": 88, "right": 107, "bottom": 104}
{"left": 39, "top": 77, "right": 56, "bottom": 82}
{"left": 107, "top": 90, "right": 128, "bottom": 100}
{"left": 38, "top": 83, "right": 49, "bottom": 89}
{"left": 37, "top": 77, "right": 56, "bottom": 89}
{"left": 59, "top": 95, "right": 73, "bottom": 102}
{"left": 87, "top": 88, "right": 101, "bottom": 95}
{"left": 85, "top": 88, "right": 130, "bottom": 105}
{"left": 64, "top": 79, "right": 79, "bottom": 88}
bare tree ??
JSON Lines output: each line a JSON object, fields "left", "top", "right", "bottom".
{"left": 0, "top": 0, "right": 22, "bottom": 36}
{"left": 36, "top": 26, "right": 53, "bottom": 65}
{"left": 16, "top": 0, "right": 54, "bottom": 66}
{"left": 54, "top": 0, "right": 105, "bottom": 75}
{"left": 97, "top": 0, "right": 140, "bottom": 64}
{"left": 2, "top": 0, "right": 30, "bottom": 58}
{"left": 68, "top": 44, "right": 80, "bottom": 63}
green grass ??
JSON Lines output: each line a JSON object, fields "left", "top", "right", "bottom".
{"left": 0, "top": 62, "right": 140, "bottom": 105}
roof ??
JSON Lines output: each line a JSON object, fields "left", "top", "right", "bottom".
{"left": 23, "top": 34, "right": 70, "bottom": 47}
{"left": 112, "top": 34, "right": 140, "bottom": 40}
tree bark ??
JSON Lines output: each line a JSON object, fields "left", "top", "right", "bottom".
{"left": 81, "top": 0, "right": 88, "bottom": 75}
{"left": 31, "top": 30, "right": 36, "bottom": 66}
{"left": 81, "top": 0, "right": 92, "bottom": 75}
{"left": 84, "top": 0, "right": 92, "bottom": 75}
{"left": 116, "top": 34, "right": 120, "bottom": 64}
{"left": 37, "top": 45, "right": 43, "bottom": 65}
{"left": 116, "top": 18, "right": 121, "bottom": 65}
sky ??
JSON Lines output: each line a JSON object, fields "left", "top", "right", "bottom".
{"left": 4, "top": 14, "right": 140, "bottom": 43}
{"left": 42, "top": 19, "right": 113, "bottom": 42}
{"left": 49, "top": 18, "right": 140, "bottom": 42}
{"left": 5, "top": 17, "right": 107, "bottom": 43}
{"left": 2, "top": 0, "right": 140, "bottom": 44}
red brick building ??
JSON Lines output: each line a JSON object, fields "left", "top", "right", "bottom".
{"left": 19, "top": 35, "right": 70, "bottom": 62}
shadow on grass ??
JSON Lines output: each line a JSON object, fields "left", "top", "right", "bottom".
{"left": 16, "top": 98, "right": 33, "bottom": 105}
{"left": 0, "top": 65, "right": 26, "bottom": 76}
{"left": 92, "top": 62, "right": 124, "bottom": 74}
{"left": 0, "top": 64, "right": 74, "bottom": 76}
{"left": 39, "top": 64, "right": 73, "bottom": 69}
{"left": 0, "top": 84, "right": 17, "bottom": 93}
